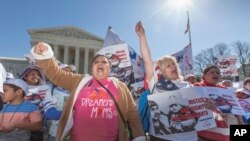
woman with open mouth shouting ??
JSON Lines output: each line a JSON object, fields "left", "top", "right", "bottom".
{"left": 30, "top": 42, "right": 145, "bottom": 141}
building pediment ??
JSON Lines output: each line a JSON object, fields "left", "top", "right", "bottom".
{"left": 28, "top": 26, "right": 103, "bottom": 41}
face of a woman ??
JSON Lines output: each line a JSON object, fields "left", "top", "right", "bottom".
{"left": 24, "top": 70, "right": 41, "bottom": 86}
{"left": 91, "top": 56, "right": 110, "bottom": 80}
{"left": 203, "top": 68, "right": 220, "bottom": 85}
{"left": 163, "top": 61, "right": 178, "bottom": 80}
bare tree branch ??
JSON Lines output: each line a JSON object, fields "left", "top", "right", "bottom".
{"left": 232, "top": 41, "right": 250, "bottom": 77}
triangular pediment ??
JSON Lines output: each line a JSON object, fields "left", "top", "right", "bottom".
{"left": 28, "top": 26, "right": 103, "bottom": 41}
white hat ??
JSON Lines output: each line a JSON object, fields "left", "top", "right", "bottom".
{"left": 184, "top": 74, "right": 195, "bottom": 80}
{"left": 4, "top": 78, "right": 28, "bottom": 94}
{"left": 235, "top": 88, "right": 250, "bottom": 96}
{"left": 0, "top": 63, "right": 7, "bottom": 93}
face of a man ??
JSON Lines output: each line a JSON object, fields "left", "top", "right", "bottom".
{"left": 151, "top": 105, "right": 161, "bottom": 120}
{"left": 24, "top": 70, "right": 41, "bottom": 86}
{"left": 91, "top": 56, "right": 110, "bottom": 80}
{"left": 209, "top": 94, "right": 218, "bottom": 100}
{"left": 169, "top": 104, "right": 182, "bottom": 113}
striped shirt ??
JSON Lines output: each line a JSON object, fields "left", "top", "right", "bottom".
{"left": 0, "top": 100, "right": 42, "bottom": 141}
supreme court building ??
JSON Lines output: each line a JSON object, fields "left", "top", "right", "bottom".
{"left": 28, "top": 26, "right": 104, "bottom": 73}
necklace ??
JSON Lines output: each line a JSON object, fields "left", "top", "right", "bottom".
{"left": 0, "top": 101, "right": 24, "bottom": 124}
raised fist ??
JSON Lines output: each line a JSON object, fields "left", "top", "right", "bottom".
{"left": 135, "top": 21, "right": 145, "bottom": 37}
{"left": 34, "top": 42, "right": 48, "bottom": 55}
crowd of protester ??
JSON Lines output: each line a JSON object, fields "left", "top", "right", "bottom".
{"left": 0, "top": 21, "right": 249, "bottom": 141}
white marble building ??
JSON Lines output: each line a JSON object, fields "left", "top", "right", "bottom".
{"left": 28, "top": 26, "right": 104, "bottom": 73}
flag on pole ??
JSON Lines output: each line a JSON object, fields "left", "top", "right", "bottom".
{"left": 172, "top": 43, "right": 193, "bottom": 76}
{"left": 103, "top": 26, "right": 125, "bottom": 47}
{"left": 184, "top": 18, "right": 190, "bottom": 34}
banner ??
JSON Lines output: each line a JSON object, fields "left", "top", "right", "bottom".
{"left": 216, "top": 55, "right": 238, "bottom": 76}
{"left": 25, "top": 84, "right": 50, "bottom": 110}
{"left": 172, "top": 43, "right": 193, "bottom": 76}
{"left": 147, "top": 86, "right": 245, "bottom": 138}
{"left": 204, "top": 87, "right": 245, "bottom": 115}
{"left": 97, "top": 43, "right": 132, "bottom": 84}
{"left": 148, "top": 87, "right": 216, "bottom": 138}
{"left": 52, "top": 88, "right": 70, "bottom": 111}
{"left": 130, "top": 81, "right": 145, "bottom": 103}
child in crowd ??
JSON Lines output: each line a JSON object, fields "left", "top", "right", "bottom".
{"left": 235, "top": 78, "right": 250, "bottom": 124}
{"left": 0, "top": 78, "right": 42, "bottom": 141}
{"left": 20, "top": 66, "right": 48, "bottom": 141}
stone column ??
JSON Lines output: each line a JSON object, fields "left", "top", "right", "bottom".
{"left": 94, "top": 48, "right": 99, "bottom": 56}
{"left": 63, "top": 46, "right": 69, "bottom": 64}
{"left": 74, "top": 47, "right": 80, "bottom": 72}
{"left": 84, "top": 48, "right": 89, "bottom": 73}
{"left": 53, "top": 45, "right": 59, "bottom": 58}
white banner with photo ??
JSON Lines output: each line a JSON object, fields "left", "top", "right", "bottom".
{"left": 147, "top": 86, "right": 245, "bottom": 137}
{"left": 25, "top": 84, "right": 50, "bottom": 110}
{"left": 97, "top": 43, "right": 132, "bottom": 84}
{"left": 147, "top": 87, "right": 216, "bottom": 137}
{"left": 203, "top": 87, "right": 245, "bottom": 115}
{"left": 130, "top": 81, "right": 144, "bottom": 103}
{"left": 97, "top": 43, "right": 131, "bottom": 68}
{"left": 216, "top": 55, "right": 238, "bottom": 76}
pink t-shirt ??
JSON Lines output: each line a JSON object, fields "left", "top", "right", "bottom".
{"left": 72, "top": 78, "right": 119, "bottom": 141}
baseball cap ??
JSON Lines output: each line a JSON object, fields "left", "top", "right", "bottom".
{"left": 4, "top": 78, "right": 28, "bottom": 94}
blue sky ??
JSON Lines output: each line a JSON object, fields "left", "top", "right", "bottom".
{"left": 0, "top": 0, "right": 250, "bottom": 61}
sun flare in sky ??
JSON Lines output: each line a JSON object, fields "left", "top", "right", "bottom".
{"left": 166, "top": 0, "right": 193, "bottom": 12}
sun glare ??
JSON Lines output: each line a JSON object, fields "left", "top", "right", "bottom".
{"left": 167, "top": 0, "right": 192, "bottom": 11}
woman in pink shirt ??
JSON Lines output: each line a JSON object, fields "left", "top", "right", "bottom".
{"left": 31, "top": 42, "right": 145, "bottom": 141}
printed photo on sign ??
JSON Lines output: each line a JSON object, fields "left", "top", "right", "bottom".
{"left": 25, "top": 84, "right": 50, "bottom": 109}
{"left": 204, "top": 87, "right": 245, "bottom": 115}
{"left": 97, "top": 43, "right": 132, "bottom": 84}
{"left": 216, "top": 55, "right": 238, "bottom": 76}
{"left": 148, "top": 88, "right": 216, "bottom": 138}
{"left": 130, "top": 81, "right": 144, "bottom": 103}
{"left": 97, "top": 43, "right": 131, "bottom": 68}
